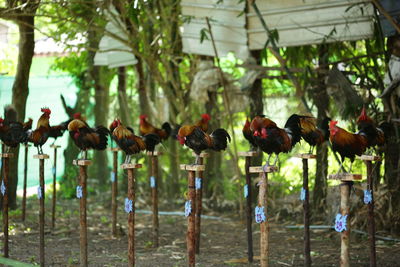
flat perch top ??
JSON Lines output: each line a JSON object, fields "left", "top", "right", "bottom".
{"left": 72, "top": 159, "right": 92, "bottom": 166}
{"left": 50, "top": 144, "right": 61, "bottom": 148}
{"left": 121, "top": 163, "right": 142, "bottom": 169}
{"left": 191, "top": 152, "right": 210, "bottom": 158}
{"left": 249, "top": 166, "right": 278, "bottom": 173}
{"left": 0, "top": 153, "right": 14, "bottom": 158}
{"left": 328, "top": 173, "right": 362, "bottom": 181}
{"left": 238, "top": 151, "right": 258, "bottom": 157}
{"left": 33, "top": 154, "right": 50, "bottom": 159}
{"left": 180, "top": 164, "right": 205, "bottom": 171}
{"left": 108, "top": 147, "right": 121, "bottom": 152}
{"left": 294, "top": 153, "right": 316, "bottom": 159}
{"left": 358, "top": 155, "right": 382, "bottom": 161}
{"left": 146, "top": 151, "right": 163, "bottom": 156}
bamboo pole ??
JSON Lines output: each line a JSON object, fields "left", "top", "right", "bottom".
{"left": 340, "top": 182, "right": 351, "bottom": 267}
{"left": 121, "top": 163, "right": 142, "bottom": 267}
{"left": 22, "top": 144, "right": 29, "bottom": 222}
{"left": 51, "top": 145, "right": 60, "bottom": 229}
{"left": 147, "top": 151, "right": 162, "bottom": 248}
{"left": 250, "top": 165, "right": 278, "bottom": 267}
{"left": 73, "top": 159, "right": 91, "bottom": 267}
{"left": 34, "top": 154, "right": 49, "bottom": 267}
{"left": 181, "top": 164, "right": 205, "bottom": 267}
{"left": 366, "top": 160, "right": 376, "bottom": 267}
{"left": 111, "top": 148, "right": 119, "bottom": 237}
{"left": 1, "top": 153, "right": 13, "bottom": 258}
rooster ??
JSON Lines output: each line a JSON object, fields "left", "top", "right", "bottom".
{"left": 111, "top": 119, "right": 160, "bottom": 163}
{"left": 356, "top": 107, "right": 392, "bottom": 150}
{"left": 299, "top": 116, "right": 331, "bottom": 154}
{"left": 68, "top": 119, "right": 109, "bottom": 159}
{"left": 329, "top": 120, "right": 368, "bottom": 172}
{"left": 250, "top": 114, "right": 302, "bottom": 166}
{"left": 0, "top": 118, "right": 29, "bottom": 151}
{"left": 177, "top": 125, "right": 230, "bottom": 164}
{"left": 28, "top": 108, "right": 53, "bottom": 154}
{"left": 243, "top": 117, "right": 257, "bottom": 150}
{"left": 195, "top": 113, "right": 211, "bottom": 132}
{"left": 139, "top": 114, "right": 171, "bottom": 141}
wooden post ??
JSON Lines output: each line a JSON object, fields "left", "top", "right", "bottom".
{"left": 22, "top": 144, "right": 29, "bottom": 222}
{"left": 147, "top": 151, "right": 162, "bottom": 247}
{"left": 250, "top": 165, "right": 278, "bottom": 267}
{"left": 50, "top": 145, "right": 60, "bottom": 229}
{"left": 121, "top": 163, "right": 142, "bottom": 267}
{"left": 191, "top": 152, "right": 209, "bottom": 254}
{"left": 329, "top": 173, "right": 362, "bottom": 267}
{"left": 181, "top": 164, "right": 205, "bottom": 267}
{"left": 238, "top": 151, "right": 258, "bottom": 262}
{"left": 110, "top": 148, "right": 120, "bottom": 237}
{"left": 295, "top": 154, "right": 316, "bottom": 267}
{"left": 34, "top": 154, "right": 50, "bottom": 267}
{"left": 359, "top": 155, "right": 380, "bottom": 267}
{"left": 1, "top": 153, "right": 13, "bottom": 258}
{"left": 73, "top": 159, "right": 92, "bottom": 267}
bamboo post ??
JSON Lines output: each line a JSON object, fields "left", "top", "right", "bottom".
{"left": 50, "top": 145, "right": 60, "bottom": 229}
{"left": 121, "top": 163, "right": 142, "bottom": 267}
{"left": 22, "top": 144, "right": 29, "bottom": 222}
{"left": 1, "top": 153, "right": 13, "bottom": 258}
{"left": 147, "top": 151, "right": 163, "bottom": 247}
{"left": 180, "top": 164, "right": 205, "bottom": 267}
{"left": 250, "top": 165, "right": 278, "bottom": 267}
{"left": 329, "top": 173, "right": 362, "bottom": 267}
{"left": 359, "top": 155, "right": 380, "bottom": 267}
{"left": 191, "top": 152, "right": 209, "bottom": 254}
{"left": 238, "top": 151, "right": 258, "bottom": 263}
{"left": 295, "top": 154, "right": 316, "bottom": 267}
{"left": 73, "top": 159, "right": 92, "bottom": 267}
{"left": 110, "top": 148, "right": 120, "bottom": 237}
{"left": 34, "top": 154, "right": 50, "bottom": 267}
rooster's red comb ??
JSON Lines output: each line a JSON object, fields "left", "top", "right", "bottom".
{"left": 201, "top": 114, "right": 211, "bottom": 121}
{"left": 73, "top": 112, "right": 81, "bottom": 119}
{"left": 139, "top": 114, "right": 147, "bottom": 120}
{"left": 41, "top": 107, "right": 51, "bottom": 114}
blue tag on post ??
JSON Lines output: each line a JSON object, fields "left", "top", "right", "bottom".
{"left": 37, "top": 186, "right": 43, "bottom": 199}
{"left": 52, "top": 167, "right": 56, "bottom": 176}
{"left": 110, "top": 172, "right": 116, "bottom": 183}
{"left": 300, "top": 188, "right": 306, "bottom": 201}
{"left": 195, "top": 177, "right": 202, "bottom": 190}
{"left": 244, "top": 184, "right": 248, "bottom": 198}
{"left": 0, "top": 180, "right": 5, "bottom": 196}
{"left": 255, "top": 206, "right": 266, "bottom": 223}
{"left": 185, "top": 200, "right": 192, "bottom": 217}
{"left": 334, "top": 213, "right": 348, "bottom": 232}
{"left": 125, "top": 198, "right": 133, "bottom": 213}
{"left": 76, "top": 185, "right": 83, "bottom": 199}
{"left": 364, "top": 190, "right": 372, "bottom": 204}
{"left": 150, "top": 176, "right": 156, "bottom": 188}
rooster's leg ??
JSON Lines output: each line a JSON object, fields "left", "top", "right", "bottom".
{"left": 272, "top": 154, "right": 278, "bottom": 166}
{"left": 308, "top": 146, "right": 313, "bottom": 155}
{"left": 348, "top": 161, "right": 353, "bottom": 173}
{"left": 195, "top": 154, "right": 200, "bottom": 165}
{"left": 126, "top": 155, "right": 131, "bottom": 164}
{"left": 36, "top": 146, "right": 40, "bottom": 155}
{"left": 83, "top": 150, "right": 88, "bottom": 160}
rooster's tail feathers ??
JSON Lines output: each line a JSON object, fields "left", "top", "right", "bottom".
{"left": 210, "top": 128, "right": 231, "bottom": 151}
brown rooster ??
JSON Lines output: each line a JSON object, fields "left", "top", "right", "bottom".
{"left": 28, "top": 108, "right": 52, "bottom": 154}
{"left": 111, "top": 119, "right": 160, "bottom": 163}
{"left": 299, "top": 116, "right": 331, "bottom": 154}
{"left": 139, "top": 114, "right": 171, "bottom": 141}
{"left": 195, "top": 113, "right": 211, "bottom": 132}
{"left": 68, "top": 119, "right": 109, "bottom": 159}
{"left": 329, "top": 120, "right": 368, "bottom": 172}
{"left": 177, "top": 124, "right": 230, "bottom": 164}
{"left": 242, "top": 117, "right": 257, "bottom": 150}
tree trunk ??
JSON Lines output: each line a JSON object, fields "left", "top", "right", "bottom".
{"left": 8, "top": 15, "right": 36, "bottom": 209}
{"left": 117, "top": 67, "right": 132, "bottom": 126}
{"left": 312, "top": 45, "right": 329, "bottom": 218}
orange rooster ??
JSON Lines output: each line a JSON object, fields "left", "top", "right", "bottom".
{"left": 250, "top": 114, "right": 302, "bottom": 166}
{"left": 111, "top": 119, "right": 160, "bottom": 163}
{"left": 68, "top": 119, "right": 109, "bottom": 159}
{"left": 28, "top": 108, "right": 52, "bottom": 154}
{"left": 177, "top": 124, "right": 230, "bottom": 164}
{"left": 139, "top": 114, "right": 171, "bottom": 141}
{"left": 356, "top": 107, "right": 392, "bottom": 149}
{"left": 243, "top": 117, "right": 257, "bottom": 150}
{"left": 299, "top": 116, "right": 331, "bottom": 154}
{"left": 329, "top": 120, "right": 368, "bottom": 172}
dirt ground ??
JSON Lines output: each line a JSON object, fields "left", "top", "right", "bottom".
{"left": 2, "top": 196, "right": 400, "bottom": 267}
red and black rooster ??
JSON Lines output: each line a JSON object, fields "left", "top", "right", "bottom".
{"left": 28, "top": 108, "right": 52, "bottom": 154}
{"left": 139, "top": 114, "right": 171, "bottom": 141}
